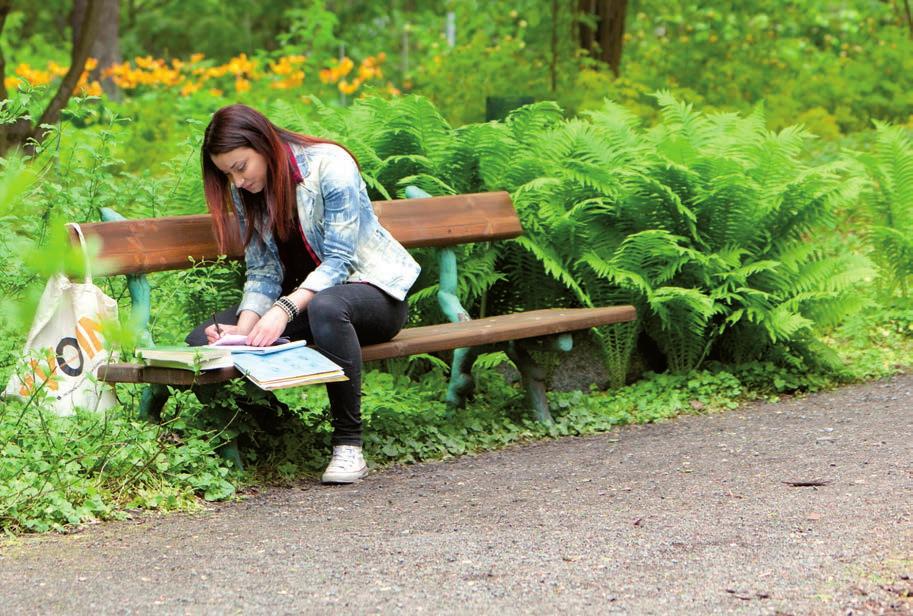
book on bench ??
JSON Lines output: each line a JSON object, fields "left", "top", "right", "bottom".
{"left": 135, "top": 339, "right": 346, "bottom": 390}
{"left": 135, "top": 338, "right": 306, "bottom": 370}
{"left": 231, "top": 346, "right": 348, "bottom": 391}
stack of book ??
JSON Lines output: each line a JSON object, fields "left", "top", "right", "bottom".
{"left": 135, "top": 338, "right": 346, "bottom": 390}
{"left": 232, "top": 347, "right": 349, "bottom": 390}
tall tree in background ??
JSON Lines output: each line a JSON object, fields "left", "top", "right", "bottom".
{"left": 896, "top": 0, "right": 913, "bottom": 38}
{"left": 578, "top": 0, "right": 628, "bottom": 75}
{"left": 0, "top": 0, "right": 103, "bottom": 153}
{"left": 74, "top": 0, "right": 120, "bottom": 97}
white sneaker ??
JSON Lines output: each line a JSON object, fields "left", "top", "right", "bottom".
{"left": 321, "top": 445, "right": 368, "bottom": 484}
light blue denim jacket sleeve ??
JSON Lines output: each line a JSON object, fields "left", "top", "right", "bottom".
{"left": 300, "top": 149, "right": 362, "bottom": 293}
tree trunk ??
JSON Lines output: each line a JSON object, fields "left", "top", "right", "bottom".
{"left": 901, "top": 0, "right": 913, "bottom": 38}
{"left": 550, "top": 0, "right": 558, "bottom": 93}
{"left": 602, "top": 0, "right": 627, "bottom": 75}
{"left": 72, "top": 0, "right": 88, "bottom": 45}
{"left": 0, "top": 0, "right": 31, "bottom": 153}
{"left": 0, "top": 0, "right": 103, "bottom": 154}
{"left": 0, "top": 0, "right": 11, "bottom": 102}
{"left": 578, "top": 0, "right": 628, "bottom": 76}
{"left": 90, "top": 0, "right": 120, "bottom": 97}
{"left": 578, "top": 0, "right": 596, "bottom": 51}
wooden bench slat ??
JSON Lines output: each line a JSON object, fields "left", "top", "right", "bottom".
{"left": 72, "top": 192, "right": 521, "bottom": 276}
{"left": 98, "top": 365, "right": 239, "bottom": 386}
{"left": 98, "top": 306, "right": 637, "bottom": 385}
{"left": 361, "top": 306, "right": 637, "bottom": 361}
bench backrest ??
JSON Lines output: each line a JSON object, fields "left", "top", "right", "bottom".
{"left": 69, "top": 191, "right": 521, "bottom": 276}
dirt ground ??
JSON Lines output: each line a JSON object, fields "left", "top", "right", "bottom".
{"left": 1, "top": 373, "right": 911, "bottom": 615}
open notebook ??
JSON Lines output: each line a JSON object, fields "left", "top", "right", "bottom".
{"left": 135, "top": 339, "right": 344, "bottom": 390}
{"left": 135, "top": 339, "right": 307, "bottom": 371}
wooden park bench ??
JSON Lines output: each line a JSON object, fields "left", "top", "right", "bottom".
{"left": 70, "top": 187, "right": 636, "bottom": 429}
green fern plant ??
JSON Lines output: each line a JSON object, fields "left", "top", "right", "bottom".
{"left": 857, "top": 123, "right": 913, "bottom": 301}
{"left": 270, "top": 93, "right": 870, "bottom": 381}
{"left": 479, "top": 94, "right": 871, "bottom": 375}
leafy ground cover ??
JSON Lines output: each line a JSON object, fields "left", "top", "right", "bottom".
{"left": 1, "top": 1, "right": 912, "bottom": 534}
{"left": 2, "top": 316, "right": 908, "bottom": 534}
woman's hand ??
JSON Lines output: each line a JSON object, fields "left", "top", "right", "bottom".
{"left": 246, "top": 307, "right": 289, "bottom": 347}
{"left": 204, "top": 323, "right": 243, "bottom": 344}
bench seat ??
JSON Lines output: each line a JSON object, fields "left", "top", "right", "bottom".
{"left": 73, "top": 188, "right": 637, "bottom": 430}
{"left": 99, "top": 306, "right": 636, "bottom": 385}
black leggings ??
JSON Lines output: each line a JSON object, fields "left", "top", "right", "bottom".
{"left": 186, "top": 283, "right": 409, "bottom": 446}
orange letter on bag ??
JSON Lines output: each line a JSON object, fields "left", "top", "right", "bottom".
{"left": 76, "top": 316, "right": 104, "bottom": 359}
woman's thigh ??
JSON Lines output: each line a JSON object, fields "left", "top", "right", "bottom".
{"left": 305, "top": 284, "right": 408, "bottom": 345}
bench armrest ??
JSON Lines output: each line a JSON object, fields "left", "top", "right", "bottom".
{"left": 404, "top": 186, "right": 472, "bottom": 324}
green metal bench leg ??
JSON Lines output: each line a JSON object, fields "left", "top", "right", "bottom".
{"left": 446, "top": 347, "right": 476, "bottom": 407}
{"left": 446, "top": 344, "right": 499, "bottom": 408}
{"left": 508, "top": 341, "right": 554, "bottom": 424}
{"left": 218, "top": 441, "right": 243, "bottom": 471}
{"left": 210, "top": 403, "right": 243, "bottom": 471}
{"left": 195, "top": 384, "right": 245, "bottom": 471}
{"left": 507, "top": 335, "right": 572, "bottom": 424}
{"left": 138, "top": 383, "right": 169, "bottom": 423}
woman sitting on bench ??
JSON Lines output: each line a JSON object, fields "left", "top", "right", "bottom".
{"left": 185, "top": 103, "right": 421, "bottom": 483}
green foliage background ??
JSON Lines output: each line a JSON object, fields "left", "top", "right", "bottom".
{"left": 0, "top": 0, "right": 912, "bottom": 533}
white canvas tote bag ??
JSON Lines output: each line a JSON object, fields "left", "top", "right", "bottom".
{"left": 4, "top": 223, "right": 118, "bottom": 415}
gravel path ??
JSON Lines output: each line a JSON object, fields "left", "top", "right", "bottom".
{"left": 1, "top": 373, "right": 912, "bottom": 615}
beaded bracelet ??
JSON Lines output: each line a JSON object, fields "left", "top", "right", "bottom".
{"left": 272, "top": 296, "right": 299, "bottom": 322}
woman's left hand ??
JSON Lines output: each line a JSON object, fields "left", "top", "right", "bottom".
{"left": 246, "top": 307, "right": 289, "bottom": 346}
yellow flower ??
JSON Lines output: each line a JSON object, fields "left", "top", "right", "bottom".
{"left": 135, "top": 56, "right": 157, "bottom": 69}
{"left": 235, "top": 77, "right": 250, "bottom": 93}
{"left": 358, "top": 63, "right": 382, "bottom": 80}
{"left": 270, "top": 58, "right": 293, "bottom": 76}
{"left": 209, "top": 88, "right": 223, "bottom": 96}
{"left": 190, "top": 53, "right": 205, "bottom": 63}
{"left": 79, "top": 80, "right": 103, "bottom": 96}
{"left": 180, "top": 81, "right": 202, "bottom": 96}
{"left": 48, "top": 61, "right": 68, "bottom": 77}
{"left": 226, "top": 53, "right": 256, "bottom": 76}
{"left": 15, "top": 63, "right": 52, "bottom": 86}
{"left": 338, "top": 79, "right": 359, "bottom": 95}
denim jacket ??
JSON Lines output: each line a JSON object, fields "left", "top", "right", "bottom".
{"left": 232, "top": 142, "right": 421, "bottom": 315}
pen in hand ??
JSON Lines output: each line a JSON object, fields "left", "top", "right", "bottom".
{"left": 212, "top": 312, "right": 224, "bottom": 338}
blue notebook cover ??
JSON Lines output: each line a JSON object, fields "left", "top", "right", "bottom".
{"left": 232, "top": 346, "right": 343, "bottom": 383}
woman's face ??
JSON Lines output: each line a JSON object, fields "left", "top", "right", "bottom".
{"left": 210, "top": 147, "right": 268, "bottom": 193}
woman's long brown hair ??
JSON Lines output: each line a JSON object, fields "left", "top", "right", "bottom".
{"left": 201, "top": 103, "right": 358, "bottom": 251}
